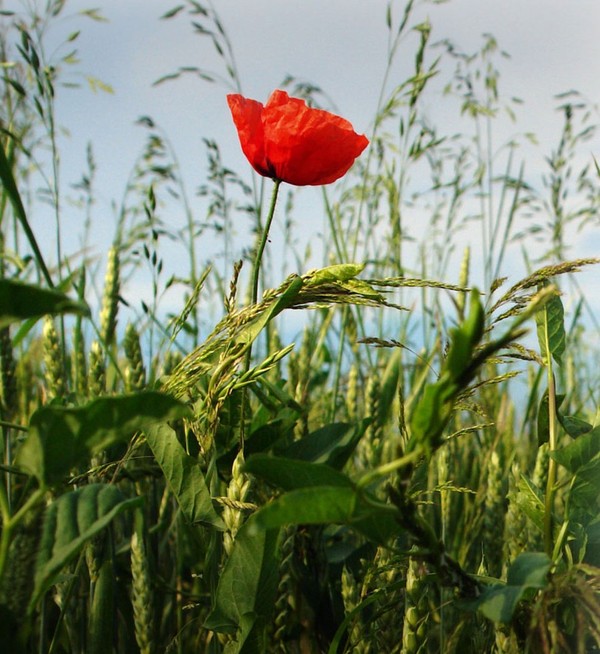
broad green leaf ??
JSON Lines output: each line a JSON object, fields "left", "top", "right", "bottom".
{"left": 551, "top": 426, "right": 600, "bottom": 473}
{"left": 0, "top": 279, "right": 90, "bottom": 328}
{"left": 275, "top": 420, "right": 368, "bottom": 469}
{"left": 251, "top": 486, "right": 359, "bottom": 528}
{"left": 585, "top": 517, "right": 600, "bottom": 566}
{"left": 16, "top": 392, "right": 191, "bottom": 486}
{"left": 249, "top": 486, "right": 401, "bottom": 544}
{"left": 506, "top": 552, "right": 551, "bottom": 587}
{"left": 463, "top": 552, "right": 550, "bottom": 623}
{"left": 515, "top": 475, "right": 545, "bottom": 533}
{"left": 29, "top": 484, "right": 141, "bottom": 611}
{"left": 467, "top": 585, "right": 525, "bottom": 624}
{"left": 204, "top": 514, "right": 279, "bottom": 633}
{"left": 244, "top": 454, "right": 353, "bottom": 490}
{"left": 535, "top": 285, "right": 565, "bottom": 366}
{"left": 145, "top": 422, "right": 224, "bottom": 529}
{"left": 569, "top": 458, "right": 600, "bottom": 510}
{"left": 558, "top": 414, "right": 593, "bottom": 439}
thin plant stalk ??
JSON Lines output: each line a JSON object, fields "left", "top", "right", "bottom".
{"left": 543, "top": 364, "right": 559, "bottom": 558}
{"left": 240, "top": 179, "right": 281, "bottom": 445}
{"left": 249, "top": 179, "right": 281, "bottom": 307}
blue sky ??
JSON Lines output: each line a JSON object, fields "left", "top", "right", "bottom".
{"left": 4, "top": 0, "right": 600, "bottom": 321}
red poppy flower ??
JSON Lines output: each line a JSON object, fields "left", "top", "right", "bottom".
{"left": 227, "top": 90, "right": 369, "bottom": 186}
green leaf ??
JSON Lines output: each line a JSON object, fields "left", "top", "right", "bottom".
{"left": 237, "top": 275, "right": 303, "bottom": 347}
{"left": 551, "top": 426, "right": 600, "bottom": 473}
{"left": 275, "top": 420, "right": 368, "bottom": 469}
{"left": 464, "top": 553, "right": 551, "bottom": 623}
{"left": 558, "top": 414, "right": 593, "bottom": 439}
{"left": 569, "top": 458, "right": 600, "bottom": 510}
{"left": 409, "top": 378, "right": 454, "bottom": 447}
{"left": 204, "top": 514, "right": 280, "bottom": 633}
{"left": 0, "top": 279, "right": 90, "bottom": 328}
{"left": 535, "top": 285, "right": 566, "bottom": 366}
{"left": 506, "top": 552, "right": 551, "bottom": 586}
{"left": 16, "top": 392, "right": 191, "bottom": 486}
{"left": 304, "top": 263, "right": 365, "bottom": 285}
{"left": 0, "top": 142, "right": 53, "bottom": 287}
{"left": 249, "top": 486, "right": 401, "bottom": 544}
{"left": 445, "top": 289, "right": 485, "bottom": 380}
{"left": 29, "top": 484, "right": 141, "bottom": 611}
{"left": 145, "top": 422, "right": 224, "bottom": 529}
{"left": 244, "top": 454, "right": 353, "bottom": 491}
{"left": 515, "top": 475, "right": 545, "bottom": 533}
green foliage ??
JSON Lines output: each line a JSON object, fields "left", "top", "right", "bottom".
{"left": 205, "top": 514, "right": 280, "bottom": 647}
{"left": 16, "top": 392, "right": 191, "bottom": 487}
{"left": 31, "top": 484, "right": 141, "bottom": 612}
{"left": 145, "top": 422, "right": 225, "bottom": 528}
{"left": 0, "top": 1, "right": 599, "bottom": 652}
{"left": 535, "top": 285, "right": 566, "bottom": 366}
{"left": 463, "top": 553, "right": 551, "bottom": 623}
{"left": 0, "top": 279, "right": 90, "bottom": 328}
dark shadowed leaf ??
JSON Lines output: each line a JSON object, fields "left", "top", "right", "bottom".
{"left": 29, "top": 484, "right": 141, "bottom": 612}
{"left": 0, "top": 279, "right": 89, "bottom": 328}
{"left": 463, "top": 552, "right": 550, "bottom": 623}
{"left": 244, "top": 454, "right": 353, "bottom": 490}
{"left": 16, "top": 392, "right": 191, "bottom": 486}
{"left": 558, "top": 414, "right": 593, "bottom": 439}
{"left": 275, "top": 420, "right": 369, "bottom": 469}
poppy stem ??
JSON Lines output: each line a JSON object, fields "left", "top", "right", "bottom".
{"left": 250, "top": 178, "right": 281, "bottom": 306}
{"left": 239, "top": 179, "right": 281, "bottom": 449}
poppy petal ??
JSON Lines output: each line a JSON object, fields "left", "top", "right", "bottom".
{"left": 227, "top": 89, "right": 368, "bottom": 186}
{"left": 226, "top": 94, "right": 272, "bottom": 178}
